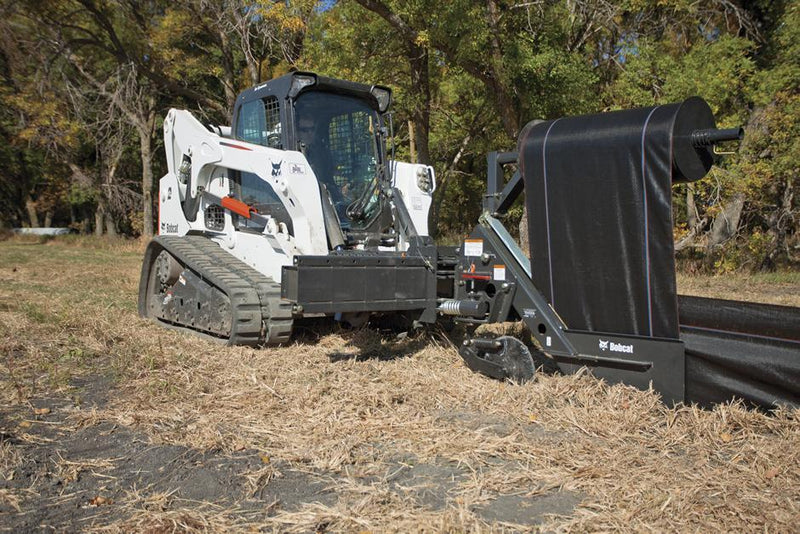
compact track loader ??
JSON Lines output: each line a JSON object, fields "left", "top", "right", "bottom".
{"left": 139, "top": 71, "right": 800, "bottom": 409}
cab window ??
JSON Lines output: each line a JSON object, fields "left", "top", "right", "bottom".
{"left": 235, "top": 96, "right": 282, "bottom": 148}
{"left": 294, "top": 92, "right": 382, "bottom": 229}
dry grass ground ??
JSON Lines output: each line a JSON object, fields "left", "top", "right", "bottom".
{"left": 677, "top": 271, "right": 800, "bottom": 307}
{"left": 1, "top": 236, "right": 798, "bottom": 532}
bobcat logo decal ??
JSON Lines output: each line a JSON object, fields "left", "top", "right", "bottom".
{"left": 598, "top": 338, "right": 634, "bottom": 354}
{"left": 271, "top": 160, "right": 282, "bottom": 177}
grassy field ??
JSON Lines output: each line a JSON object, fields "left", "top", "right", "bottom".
{"left": 677, "top": 270, "right": 800, "bottom": 307}
{"left": 1, "top": 236, "right": 798, "bottom": 532}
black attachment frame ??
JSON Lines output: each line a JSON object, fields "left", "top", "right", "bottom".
{"left": 484, "top": 151, "right": 522, "bottom": 216}
{"left": 282, "top": 253, "right": 437, "bottom": 316}
{"left": 456, "top": 152, "right": 687, "bottom": 404}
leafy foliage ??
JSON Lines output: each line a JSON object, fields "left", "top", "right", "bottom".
{"left": 0, "top": 0, "right": 796, "bottom": 269}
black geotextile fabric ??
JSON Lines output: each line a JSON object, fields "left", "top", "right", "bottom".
{"left": 680, "top": 295, "right": 800, "bottom": 408}
{"left": 518, "top": 101, "right": 709, "bottom": 339}
{"left": 518, "top": 99, "right": 800, "bottom": 408}
{"left": 682, "top": 330, "right": 800, "bottom": 408}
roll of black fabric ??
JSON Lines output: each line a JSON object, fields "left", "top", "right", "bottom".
{"left": 518, "top": 97, "right": 716, "bottom": 340}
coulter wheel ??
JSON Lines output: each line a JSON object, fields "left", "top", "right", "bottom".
{"left": 459, "top": 335, "right": 536, "bottom": 384}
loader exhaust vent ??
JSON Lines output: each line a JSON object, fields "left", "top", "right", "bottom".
{"left": 204, "top": 204, "right": 225, "bottom": 231}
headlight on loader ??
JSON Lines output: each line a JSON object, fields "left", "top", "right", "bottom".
{"left": 416, "top": 167, "right": 433, "bottom": 193}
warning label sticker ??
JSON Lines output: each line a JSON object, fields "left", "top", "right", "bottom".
{"left": 493, "top": 265, "right": 506, "bottom": 281}
{"left": 463, "top": 239, "right": 483, "bottom": 257}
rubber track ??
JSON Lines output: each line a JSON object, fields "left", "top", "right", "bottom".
{"left": 149, "top": 235, "right": 293, "bottom": 346}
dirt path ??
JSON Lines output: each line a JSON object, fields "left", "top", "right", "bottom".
{"left": 1, "top": 238, "right": 798, "bottom": 532}
{"left": 2, "top": 373, "right": 581, "bottom": 531}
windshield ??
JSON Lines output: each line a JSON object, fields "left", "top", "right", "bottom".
{"left": 295, "top": 91, "right": 383, "bottom": 230}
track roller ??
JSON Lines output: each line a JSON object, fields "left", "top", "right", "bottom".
{"left": 138, "top": 235, "right": 293, "bottom": 346}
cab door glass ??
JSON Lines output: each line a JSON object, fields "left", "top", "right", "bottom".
{"left": 295, "top": 92, "right": 381, "bottom": 228}
{"left": 236, "top": 96, "right": 281, "bottom": 148}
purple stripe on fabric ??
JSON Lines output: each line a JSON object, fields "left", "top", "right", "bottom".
{"left": 542, "top": 119, "right": 561, "bottom": 306}
{"left": 640, "top": 107, "right": 659, "bottom": 337}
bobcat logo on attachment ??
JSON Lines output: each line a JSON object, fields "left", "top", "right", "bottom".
{"left": 598, "top": 338, "right": 634, "bottom": 354}
{"left": 271, "top": 160, "right": 282, "bottom": 177}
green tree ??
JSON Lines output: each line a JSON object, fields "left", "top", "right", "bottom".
{"left": 733, "top": 1, "right": 799, "bottom": 268}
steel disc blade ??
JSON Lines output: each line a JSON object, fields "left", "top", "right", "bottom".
{"left": 484, "top": 336, "right": 536, "bottom": 384}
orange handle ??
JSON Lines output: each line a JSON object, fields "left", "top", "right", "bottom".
{"left": 221, "top": 196, "right": 256, "bottom": 219}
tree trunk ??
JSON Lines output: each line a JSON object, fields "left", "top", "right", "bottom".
{"left": 95, "top": 200, "right": 105, "bottom": 236}
{"left": 687, "top": 184, "right": 697, "bottom": 230}
{"left": 486, "top": 0, "right": 518, "bottom": 139}
{"left": 140, "top": 132, "right": 154, "bottom": 238}
{"left": 764, "top": 174, "right": 795, "bottom": 267}
{"left": 519, "top": 208, "right": 530, "bottom": 258}
{"left": 430, "top": 131, "right": 475, "bottom": 235}
{"left": 351, "top": 1, "right": 431, "bottom": 165}
{"left": 139, "top": 99, "right": 157, "bottom": 239}
{"left": 44, "top": 210, "right": 53, "bottom": 228}
{"left": 104, "top": 212, "right": 117, "bottom": 236}
{"left": 708, "top": 194, "right": 745, "bottom": 249}
{"left": 674, "top": 184, "right": 703, "bottom": 252}
{"left": 25, "top": 196, "right": 39, "bottom": 228}
{"left": 218, "top": 30, "right": 238, "bottom": 112}
{"left": 245, "top": 54, "right": 260, "bottom": 87}
{"left": 408, "top": 45, "right": 431, "bottom": 165}
{"left": 408, "top": 120, "right": 417, "bottom": 163}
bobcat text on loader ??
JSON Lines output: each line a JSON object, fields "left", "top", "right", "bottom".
{"left": 139, "top": 71, "right": 800, "bottom": 410}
